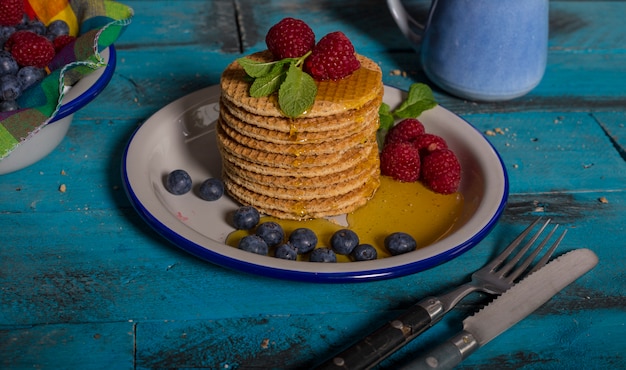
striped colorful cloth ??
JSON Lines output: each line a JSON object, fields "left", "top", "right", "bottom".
{"left": 0, "top": 0, "right": 133, "bottom": 160}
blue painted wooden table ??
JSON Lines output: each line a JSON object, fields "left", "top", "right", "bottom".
{"left": 1, "top": 1, "right": 625, "bottom": 369}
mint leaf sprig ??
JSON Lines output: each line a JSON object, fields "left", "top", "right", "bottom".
{"left": 237, "top": 52, "right": 316, "bottom": 118}
{"left": 377, "top": 83, "right": 437, "bottom": 147}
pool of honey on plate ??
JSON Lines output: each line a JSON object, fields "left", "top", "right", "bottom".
{"left": 226, "top": 176, "right": 464, "bottom": 262}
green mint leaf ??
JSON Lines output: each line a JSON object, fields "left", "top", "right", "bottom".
{"left": 377, "top": 102, "right": 395, "bottom": 149}
{"left": 249, "top": 62, "right": 288, "bottom": 97}
{"left": 376, "top": 129, "right": 388, "bottom": 150}
{"left": 378, "top": 102, "right": 394, "bottom": 131}
{"left": 237, "top": 57, "right": 276, "bottom": 77}
{"left": 392, "top": 83, "right": 437, "bottom": 118}
{"left": 238, "top": 57, "right": 298, "bottom": 78}
{"left": 278, "top": 63, "right": 317, "bottom": 118}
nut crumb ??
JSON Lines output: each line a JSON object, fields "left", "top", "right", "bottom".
{"left": 598, "top": 196, "right": 609, "bottom": 204}
{"left": 261, "top": 338, "right": 269, "bottom": 349}
{"left": 59, "top": 184, "right": 67, "bottom": 193}
{"left": 60, "top": 170, "right": 66, "bottom": 176}
{"left": 485, "top": 130, "right": 496, "bottom": 136}
{"left": 494, "top": 127, "right": 505, "bottom": 135}
{"left": 389, "top": 69, "right": 407, "bottom": 77}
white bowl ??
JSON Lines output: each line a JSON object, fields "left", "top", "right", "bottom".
{"left": 0, "top": 46, "right": 116, "bottom": 175}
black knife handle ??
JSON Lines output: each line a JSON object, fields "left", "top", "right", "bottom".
{"left": 316, "top": 299, "right": 439, "bottom": 370}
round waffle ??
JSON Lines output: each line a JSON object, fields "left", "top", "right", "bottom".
{"left": 223, "top": 174, "right": 381, "bottom": 220}
{"left": 221, "top": 146, "right": 380, "bottom": 190}
{"left": 220, "top": 51, "right": 384, "bottom": 118}
{"left": 223, "top": 164, "right": 379, "bottom": 201}
{"left": 220, "top": 92, "right": 383, "bottom": 135}
{"left": 219, "top": 113, "right": 378, "bottom": 156}
{"left": 219, "top": 144, "right": 377, "bottom": 179}
{"left": 220, "top": 98, "right": 381, "bottom": 143}
{"left": 216, "top": 120, "right": 378, "bottom": 169}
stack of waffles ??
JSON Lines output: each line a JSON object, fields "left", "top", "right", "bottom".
{"left": 217, "top": 51, "right": 383, "bottom": 220}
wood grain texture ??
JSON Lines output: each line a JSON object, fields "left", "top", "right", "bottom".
{"left": 1, "top": 0, "right": 625, "bottom": 369}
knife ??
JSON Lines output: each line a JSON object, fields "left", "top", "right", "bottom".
{"left": 399, "top": 248, "right": 599, "bottom": 370}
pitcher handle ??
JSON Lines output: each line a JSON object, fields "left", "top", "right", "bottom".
{"left": 386, "top": 0, "right": 428, "bottom": 45}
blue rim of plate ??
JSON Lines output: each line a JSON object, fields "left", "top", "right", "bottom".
{"left": 121, "top": 85, "right": 509, "bottom": 283}
{"left": 50, "top": 45, "right": 117, "bottom": 123}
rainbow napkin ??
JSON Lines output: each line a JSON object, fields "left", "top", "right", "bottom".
{"left": 0, "top": 0, "right": 133, "bottom": 160}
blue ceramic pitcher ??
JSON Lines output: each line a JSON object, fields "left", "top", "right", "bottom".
{"left": 387, "top": 0, "right": 549, "bottom": 101}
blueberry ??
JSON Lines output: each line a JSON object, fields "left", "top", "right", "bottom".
{"left": 0, "top": 51, "right": 18, "bottom": 76}
{"left": 384, "top": 232, "right": 417, "bottom": 256}
{"left": 232, "top": 206, "right": 260, "bottom": 230}
{"left": 351, "top": 244, "right": 378, "bottom": 261}
{"left": 0, "top": 74, "right": 22, "bottom": 101}
{"left": 0, "top": 26, "right": 16, "bottom": 46}
{"left": 256, "top": 222, "right": 284, "bottom": 247}
{"left": 330, "top": 229, "right": 359, "bottom": 255}
{"left": 309, "top": 248, "right": 337, "bottom": 263}
{"left": 17, "top": 66, "right": 45, "bottom": 90}
{"left": 238, "top": 235, "right": 268, "bottom": 255}
{"left": 17, "top": 20, "right": 46, "bottom": 35}
{"left": 0, "top": 99, "right": 18, "bottom": 112}
{"left": 164, "top": 169, "right": 192, "bottom": 195}
{"left": 289, "top": 228, "right": 318, "bottom": 254}
{"left": 275, "top": 243, "right": 297, "bottom": 261}
{"left": 46, "top": 20, "right": 70, "bottom": 39}
{"left": 198, "top": 177, "right": 224, "bottom": 201}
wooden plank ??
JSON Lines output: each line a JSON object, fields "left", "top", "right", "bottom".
{"left": 0, "top": 117, "right": 139, "bottom": 214}
{"left": 594, "top": 112, "right": 626, "bottom": 159}
{"left": 118, "top": 0, "right": 240, "bottom": 52}
{"left": 235, "top": 0, "right": 413, "bottom": 53}
{"left": 0, "top": 322, "right": 134, "bottom": 369}
{"left": 549, "top": 1, "right": 626, "bottom": 51}
{"left": 132, "top": 279, "right": 626, "bottom": 369}
{"left": 3, "top": 302, "right": 621, "bottom": 369}
{"left": 462, "top": 111, "right": 626, "bottom": 194}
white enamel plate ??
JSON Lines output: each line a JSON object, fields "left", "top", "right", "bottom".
{"left": 122, "top": 85, "right": 508, "bottom": 283}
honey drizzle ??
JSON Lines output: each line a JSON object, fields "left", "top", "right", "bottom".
{"left": 226, "top": 176, "right": 464, "bottom": 261}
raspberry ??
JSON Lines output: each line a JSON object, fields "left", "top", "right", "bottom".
{"left": 420, "top": 149, "right": 461, "bottom": 194}
{"left": 5, "top": 30, "right": 55, "bottom": 68}
{"left": 385, "top": 118, "right": 426, "bottom": 145}
{"left": 413, "top": 133, "right": 448, "bottom": 156}
{"left": 265, "top": 17, "right": 315, "bottom": 60}
{"left": 304, "top": 31, "right": 360, "bottom": 81}
{"left": 53, "top": 34, "right": 76, "bottom": 52}
{"left": 0, "top": 0, "right": 24, "bottom": 27}
{"left": 380, "top": 141, "right": 420, "bottom": 182}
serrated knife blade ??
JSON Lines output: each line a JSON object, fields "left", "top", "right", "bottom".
{"left": 401, "top": 248, "right": 599, "bottom": 370}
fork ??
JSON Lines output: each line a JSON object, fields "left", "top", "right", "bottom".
{"left": 316, "top": 218, "right": 566, "bottom": 370}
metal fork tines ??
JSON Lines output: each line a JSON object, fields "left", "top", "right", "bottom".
{"left": 438, "top": 217, "right": 566, "bottom": 311}
{"left": 316, "top": 218, "right": 567, "bottom": 370}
